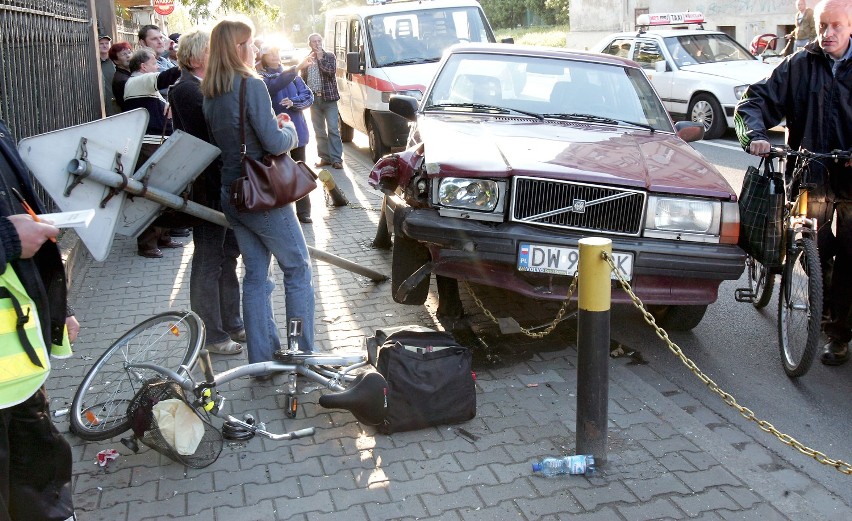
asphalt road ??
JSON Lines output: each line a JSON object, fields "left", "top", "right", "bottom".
{"left": 342, "top": 127, "right": 852, "bottom": 502}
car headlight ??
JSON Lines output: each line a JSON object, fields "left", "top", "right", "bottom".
{"left": 734, "top": 85, "right": 748, "bottom": 100}
{"left": 382, "top": 90, "right": 422, "bottom": 102}
{"left": 644, "top": 196, "right": 722, "bottom": 242}
{"left": 437, "top": 178, "right": 500, "bottom": 212}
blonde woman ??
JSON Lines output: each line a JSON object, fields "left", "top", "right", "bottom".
{"left": 202, "top": 19, "right": 315, "bottom": 369}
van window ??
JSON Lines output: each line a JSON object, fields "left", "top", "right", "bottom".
{"left": 365, "top": 6, "right": 493, "bottom": 67}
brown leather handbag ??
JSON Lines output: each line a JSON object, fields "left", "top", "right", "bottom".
{"left": 230, "top": 77, "right": 317, "bottom": 213}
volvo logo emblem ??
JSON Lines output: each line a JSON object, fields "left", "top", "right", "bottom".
{"left": 572, "top": 199, "right": 587, "bottom": 213}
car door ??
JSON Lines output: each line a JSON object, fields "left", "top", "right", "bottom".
{"left": 631, "top": 39, "right": 675, "bottom": 113}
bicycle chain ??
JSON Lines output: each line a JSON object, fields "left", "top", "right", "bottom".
{"left": 460, "top": 250, "right": 851, "bottom": 474}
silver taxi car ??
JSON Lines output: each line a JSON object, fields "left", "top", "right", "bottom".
{"left": 593, "top": 12, "right": 775, "bottom": 139}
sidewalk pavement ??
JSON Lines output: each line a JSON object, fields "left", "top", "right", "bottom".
{"left": 48, "top": 150, "right": 845, "bottom": 521}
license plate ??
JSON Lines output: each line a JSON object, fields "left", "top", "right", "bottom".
{"left": 517, "top": 243, "right": 633, "bottom": 280}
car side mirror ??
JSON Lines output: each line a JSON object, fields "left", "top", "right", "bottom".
{"left": 655, "top": 61, "right": 668, "bottom": 73}
{"left": 346, "top": 51, "right": 364, "bottom": 74}
{"left": 501, "top": 37, "right": 514, "bottom": 44}
{"left": 674, "top": 121, "right": 705, "bottom": 142}
{"left": 389, "top": 95, "right": 419, "bottom": 121}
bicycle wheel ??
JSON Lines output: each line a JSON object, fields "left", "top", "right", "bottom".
{"left": 747, "top": 255, "right": 775, "bottom": 309}
{"left": 70, "top": 311, "right": 204, "bottom": 441}
{"left": 777, "top": 237, "right": 823, "bottom": 377}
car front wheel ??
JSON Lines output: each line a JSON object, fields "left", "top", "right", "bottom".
{"left": 368, "top": 115, "right": 390, "bottom": 163}
{"left": 649, "top": 305, "right": 708, "bottom": 331}
{"left": 688, "top": 94, "right": 726, "bottom": 140}
{"left": 340, "top": 119, "right": 354, "bottom": 143}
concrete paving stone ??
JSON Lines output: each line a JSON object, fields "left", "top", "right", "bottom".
{"left": 98, "top": 475, "right": 157, "bottom": 508}
{"left": 290, "top": 438, "right": 346, "bottom": 464}
{"left": 270, "top": 490, "right": 334, "bottom": 517}
{"left": 763, "top": 467, "right": 812, "bottom": 492}
{"left": 371, "top": 444, "right": 427, "bottom": 465}
{"left": 717, "top": 502, "right": 799, "bottom": 521}
{"left": 617, "top": 496, "right": 684, "bottom": 520}
{"left": 420, "top": 488, "right": 486, "bottom": 517}
{"left": 671, "top": 488, "right": 740, "bottom": 516}
{"left": 514, "top": 492, "right": 583, "bottom": 517}
{"left": 658, "top": 452, "right": 699, "bottom": 473}
{"left": 707, "top": 424, "right": 753, "bottom": 445}
{"left": 623, "top": 471, "right": 691, "bottom": 501}
{"left": 570, "top": 480, "right": 639, "bottom": 510}
{"left": 329, "top": 482, "right": 391, "bottom": 510}
{"left": 517, "top": 369, "right": 566, "bottom": 385}
{"left": 157, "top": 471, "right": 214, "bottom": 500}
{"left": 476, "top": 479, "right": 537, "bottom": 507}
{"left": 306, "top": 504, "right": 369, "bottom": 521}
{"left": 404, "top": 452, "right": 463, "bottom": 480}
{"left": 268, "top": 457, "right": 325, "bottom": 483}
{"left": 127, "top": 496, "right": 185, "bottom": 520}
{"left": 646, "top": 421, "right": 681, "bottom": 440}
{"left": 452, "top": 445, "right": 512, "bottom": 472}
{"left": 480, "top": 409, "right": 537, "bottom": 432}
{"left": 319, "top": 451, "right": 380, "bottom": 475}
{"left": 437, "top": 465, "right": 500, "bottom": 493}
{"left": 186, "top": 482, "right": 247, "bottom": 515}
{"left": 74, "top": 466, "right": 132, "bottom": 495}
{"left": 210, "top": 499, "right": 281, "bottom": 521}
{"left": 76, "top": 501, "right": 128, "bottom": 521}
{"left": 457, "top": 499, "right": 523, "bottom": 520}
{"left": 245, "top": 476, "right": 305, "bottom": 504}
{"left": 383, "top": 473, "right": 445, "bottom": 501}
{"left": 676, "top": 465, "right": 743, "bottom": 492}
{"left": 611, "top": 408, "right": 661, "bottom": 429}
{"left": 299, "top": 469, "right": 357, "bottom": 495}
{"left": 640, "top": 436, "right": 703, "bottom": 457}
{"left": 728, "top": 441, "right": 776, "bottom": 467}
{"left": 795, "top": 483, "right": 852, "bottom": 520}
{"left": 680, "top": 449, "right": 724, "bottom": 471}
{"left": 719, "top": 485, "right": 762, "bottom": 509}
{"left": 369, "top": 460, "right": 409, "bottom": 484}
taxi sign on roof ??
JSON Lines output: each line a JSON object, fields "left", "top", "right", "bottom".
{"left": 637, "top": 12, "right": 705, "bottom": 27}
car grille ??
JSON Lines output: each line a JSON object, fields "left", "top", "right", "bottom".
{"left": 511, "top": 177, "right": 646, "bottom": 236}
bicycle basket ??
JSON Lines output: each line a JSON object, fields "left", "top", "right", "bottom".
{"left": 126, "top": 379, "right": 223, "bottom": 469}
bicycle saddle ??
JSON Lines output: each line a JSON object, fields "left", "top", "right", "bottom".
{"left": 318, "top": 372, "right": 388, "bottom": 426}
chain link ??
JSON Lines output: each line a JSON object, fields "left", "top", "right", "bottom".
{"left": 600, "top": 251, "right": 852, "bottom": 475}
{"left": 321, "top": 191, "right": 382, "bottom": 212}
{"left": 463, "top": 275, "right": 578, "bottom": 338}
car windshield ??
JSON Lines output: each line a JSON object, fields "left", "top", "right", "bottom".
{"left": 365, "top": 7, "right": 494, "bottom": 67}
{"left": 424, "top": 52, "right": 674, "bottom": 132}
{"left": 665, "top": 34, "right": 755, "bottom": 67}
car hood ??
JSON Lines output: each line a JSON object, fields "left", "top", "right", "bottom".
{"left": 418, "top": 116, "right": 735, "bottom": 199}
{"left": 678, "top": 60, "right": 774, "bottom": 84}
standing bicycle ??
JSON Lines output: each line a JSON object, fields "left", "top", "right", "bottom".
{"left": 738, "top": 147, "right": 852, "bottom": 376}
{"left": 735, "top": 0, "right": 852, "bottom": 370}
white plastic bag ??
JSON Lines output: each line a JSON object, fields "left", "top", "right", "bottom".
{"left": 152, "top": 398, "right": 204, "bottom": 455}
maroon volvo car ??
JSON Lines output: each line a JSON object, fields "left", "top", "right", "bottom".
{"left": 369, "top": 44, "right": 745, "bottom": 330}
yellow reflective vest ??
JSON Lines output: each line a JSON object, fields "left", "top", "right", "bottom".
{"left": 0, "top": 266, "right": 71, "bottom": 408}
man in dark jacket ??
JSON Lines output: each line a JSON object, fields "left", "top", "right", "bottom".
{"left": 0, "top": 117, "right": 79, "bottom": 520}
{"left": 735, "top": 0, "right": 852, "bottom": 366}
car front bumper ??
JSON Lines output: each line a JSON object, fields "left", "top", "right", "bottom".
{"left": 400, "top": 208, "right": 745, "bottom": 306}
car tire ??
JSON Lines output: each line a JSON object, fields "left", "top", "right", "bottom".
{"left": 368, "top": 115, "right": 390, "bottom": 163}
{"left": 391, "top": 210, "right": 430, "bottom": 305}
{"left": 340, "top": 119, "right": 354, "bottom": 143}
{"left": 688, "top": 94, "right": 726, "bottom": 140}
{"left": 649, "top": 304, "right": 708, "bottom": 331}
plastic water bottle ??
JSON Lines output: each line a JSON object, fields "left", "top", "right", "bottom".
{"left": 531, "top": 455, "right": 596, "bottom": 476}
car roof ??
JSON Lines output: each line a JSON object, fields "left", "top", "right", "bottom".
{"left": 327, "top": 0, "right": 484, "bottom": 17}
{"left": 607, "top": 29, "right": 726, "bottom": 39}
{"left": 448, "top": 42, "right": 641, "bottom": 69}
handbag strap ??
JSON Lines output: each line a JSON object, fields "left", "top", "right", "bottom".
{"left": 239, "top": 76, "right": 247, "bottom": 161}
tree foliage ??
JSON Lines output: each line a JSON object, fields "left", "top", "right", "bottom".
{"left": 479, "top": 0, "right": 568, "bottom": 29}
{"left": 181, "top": 0, "right": 279, "bottom": 21}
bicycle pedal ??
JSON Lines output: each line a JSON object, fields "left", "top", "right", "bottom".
{"left": 734, "top": 288, "right": 755, "bottom": 303}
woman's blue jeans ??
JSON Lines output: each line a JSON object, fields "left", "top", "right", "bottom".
{"left": 222, "top": 187, "right": 315, "bottom": 362}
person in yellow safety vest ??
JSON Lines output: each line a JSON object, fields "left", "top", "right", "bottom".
{"left": 0, "top": 117, "right": 79, "bottom": 521}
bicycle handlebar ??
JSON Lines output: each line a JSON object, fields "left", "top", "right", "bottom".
{"left": 765, "top": 146, "right": 852, "bottom": 161}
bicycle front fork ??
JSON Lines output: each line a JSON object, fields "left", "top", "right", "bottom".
{"left": 285, "top": 318, "right": 302, "bottom": 418}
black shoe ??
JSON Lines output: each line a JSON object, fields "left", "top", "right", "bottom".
{"left": 820, "top": 340, "right": 849, "bottom": 366}
{"left": 157, "top": 239, "right": 184, "bottom": 249}
{"left": 170, "top": 228, "right": 191, "bottom": 237}
{"left": 298, "top": 215, "right": 313, "bottom": 224}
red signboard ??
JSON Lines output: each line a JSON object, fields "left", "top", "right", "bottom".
{"left": 153, "top": 0, "right": 175, "bottom": 16}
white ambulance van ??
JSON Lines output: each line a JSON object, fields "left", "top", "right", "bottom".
{"left": 325, "top": 0, "right": 499, "bottom": 161}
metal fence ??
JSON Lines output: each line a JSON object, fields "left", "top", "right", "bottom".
{"left": 0, "top": 0, "right": 101, "bottom": 143}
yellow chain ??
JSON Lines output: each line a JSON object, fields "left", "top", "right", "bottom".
{"left": 600, "top": 251, "right": 852, "bottom": 475}
{"left": 463, "top": 275, "right": 578, "bottom": 339}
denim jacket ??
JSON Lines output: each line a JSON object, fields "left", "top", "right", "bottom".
{"left": 202, "top": 74, "right": 298, "bottom": 186}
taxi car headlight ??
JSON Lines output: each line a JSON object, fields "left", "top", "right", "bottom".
{"left": 437, "top": 178, "right": 500, "bottom": 211}
{"left": 644, "top": 196, "right": 722, "bottom": 242}
{"left": 734, "top": 85, "right": 748, "bottom": 100}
